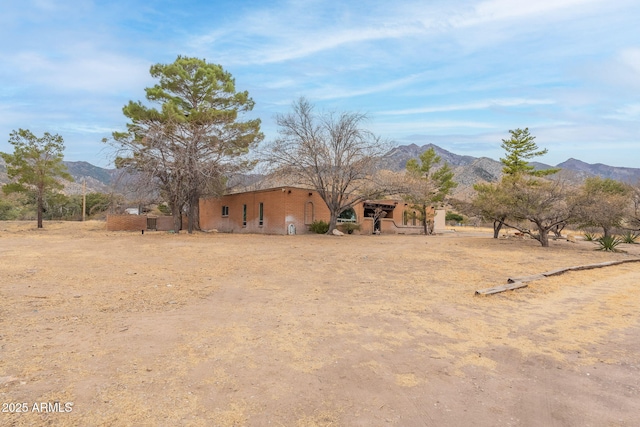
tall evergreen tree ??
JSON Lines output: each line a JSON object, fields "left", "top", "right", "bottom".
{"left": 108, "top": 56, "right": 263, "bottom": 233}
{"left": 474, "top": 128, "right": 561, "bottom": 238}
{"left": 500, "top": 128, "right": 558, "bottom": 176}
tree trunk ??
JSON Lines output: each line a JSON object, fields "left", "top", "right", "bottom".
{"left": 328, "top": 211, "right": 338, "bottom": 234}
{"left": 187, "top": 203, "right": 194, "bottom": 234}
{"left": 170, "top": 200, "right": 182, "bottom": 234}
{"left": 422, "top": 204, "right": 428, "bottom": 235}
{"left": 37, "top": 188, "right": 44, "bottom": 229}
{"left": 603, "top": 226, "right": 611, "bottom": 239}
{"left": 493, "top": 218, "right": 505, "bottom": 239}
{"left": 552, "top": 223, "right": 565, "bottom": 238}
{"left": 173, "top": 211, "right": 182, "bottom": 234}
{"left": 187, "top": 193, "right": 201, "bottom": 234}
{"left": 537, "top": 227, "right": 550, "bottom": 247}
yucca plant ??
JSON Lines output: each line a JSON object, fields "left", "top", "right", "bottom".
{"left": 583, "top": 232, "right": 597, "bottom": 242}
{"left": 621, "top": 231, "right": 639, "bottom": 244}
{"left": 595, "top": 235, "right": 623, "bottom": 252}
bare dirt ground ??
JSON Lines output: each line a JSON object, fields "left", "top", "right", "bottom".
{"left": 1, "top": 221, "right": 639, "bottom": 427}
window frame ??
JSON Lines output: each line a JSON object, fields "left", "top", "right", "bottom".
{"left": 242, "top": 204, "right": 247, "bottom": 227}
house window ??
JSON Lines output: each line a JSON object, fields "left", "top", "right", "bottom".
{"left": 259, "top": 202, "right": 263, "bottom": 226}
{"left": 403, "top": 209, "right": 417, "bottom": 226}
{"left": 222, "top": 206, "right": 229, "bottom": 217}
{"left": 304, "top": 202, "right": 314, "bottom": 225}
{"left": 337, "top": 207, "right": 356, "bottom": 223}
{"left": 242, "top": 204, "right": 247, "bottom": 227}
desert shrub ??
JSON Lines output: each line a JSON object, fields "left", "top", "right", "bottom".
{"left": 338, "top": 222, "right": 361, "bottom": 234}
{"left": 309, "top": 220, "right": 329, "bottom": 234}
{"left": 157, "top": 203, "right": 171, "bottom": 215}
{"left": 0, "top": 195, "right": 22, "bottom": 220}
{"left": 621, "top": 231, "right": 639, "bottom": 244}
{"left": 583, "top": 232, "right": 597, "bottom": 241}
{"left": 445, "top": 212, "right": 464, "bottom": 222}
{"left": 595, "top": 235, "right": 623, "bottom": 252}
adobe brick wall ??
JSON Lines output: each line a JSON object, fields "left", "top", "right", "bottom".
{"left": 155, "top": 216, "right": 186, "bottom": 231}
{"left": 199, "top": 186, "right": 446, "bottom": 235}
{"left": 106, "top": 214, "right": 147, "bottom": 231}
{"left": 106, "top": 215, "right": 184, "bottom": 232}
{"left": 200, "top": 187, "right": 331, "bottom": 235}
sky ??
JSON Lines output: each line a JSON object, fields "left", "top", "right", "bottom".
{"left": 1, "top": 0, "right": 639, "bottom": 169}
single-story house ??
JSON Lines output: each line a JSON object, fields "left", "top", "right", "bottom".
{"left": 199, "top": 186, "right": 446, "bottom": 235}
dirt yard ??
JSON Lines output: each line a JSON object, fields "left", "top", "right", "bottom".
{"left": 1, "top": 221, "right": 639, "bottom": 426}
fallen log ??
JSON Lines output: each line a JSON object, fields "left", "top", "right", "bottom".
{"left": 475, "top": 282, "right": 528, "bottom": 296}
{"left": 476, "top": 258, "right": 640, "bottom": 296}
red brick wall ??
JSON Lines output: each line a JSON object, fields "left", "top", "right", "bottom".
{"left": 106, "top": 215, "right": 184, "bottom": 232}
{"left": 198, "top": 187, "right": 443, "bottom": 235}
{"left": 200, "top": 187, "right": 331, "bottom": 235}
{"left": 106, "top": 214, "right": 147, "bottom": 231}
{"left": 155, "top": 216, "right": 186, "bottom": 231}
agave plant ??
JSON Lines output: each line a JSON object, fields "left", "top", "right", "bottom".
{"left": 595, "top": 235, "right": 624, "bottom": 252}
{"left": 583, "top": 232, "right": 597, "bottom": 242}
{"left": 621, "top": 231, "right": 639, "bottom": 244}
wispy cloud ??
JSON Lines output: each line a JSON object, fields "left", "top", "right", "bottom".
{"left": 1, "top": 0, "right": 639, "bottom": 167}
{"left": 453, "top": 0, "right": 606, "bottom": 27}
{"left": 604, "top": 103, "right": 640, "bottom": 121}
{"left": 380, "top": 99, "right": 556, "bottom": 115}
{"left": 8, "top": 50, "right": 151, "bottom": 94}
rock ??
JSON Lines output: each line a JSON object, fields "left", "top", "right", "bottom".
{"left": 332, "top": 229, "right": 344, "bottom": 236}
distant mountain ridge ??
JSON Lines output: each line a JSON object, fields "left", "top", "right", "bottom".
{"left": 381, "top": 143, "right": 477, "bottom": 170}
{"left": 1, "top": 145, "right": 639, "bottom": 197}
{"left": 0, "top": 158, "right": 118, "bottom": 195}
{"left": 384, "top": 144, "right": 640, "bottom": 186}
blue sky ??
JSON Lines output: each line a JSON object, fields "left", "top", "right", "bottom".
{"left": 1, "top": 0, "right": 639, "bottom": 168}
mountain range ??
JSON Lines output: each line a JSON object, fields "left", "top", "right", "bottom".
{"left": 1, "top": 144, "right": 639, "bottom": 197}
{"left": 381, "top": 144, "right": 640, "bottom": 198}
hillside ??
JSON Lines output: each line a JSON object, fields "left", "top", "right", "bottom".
{"left": 0, "top": 158, "right": 119, "bottom": 195}
{"left": 1, "top": 145, "right": 638, "bottom": 199}
{"left": 379, "top": 143, "right": 639, "bottom": 198}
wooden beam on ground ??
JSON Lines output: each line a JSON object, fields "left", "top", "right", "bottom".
{"left": 475, "top": 282, "right": 528, "bottom": 295}
{"left": 476, "top": 258, "right": 640, "bottom": 296}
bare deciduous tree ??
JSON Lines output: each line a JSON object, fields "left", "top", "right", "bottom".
{"left": 572, "top": 177, "right": 631, "bottom": 238}
{"left": 470, "top": 181, "right": 512, "bottom": 238}
{"left": 629, "top": 181, "right": 640, "bottom": 231}
{"left": 265, "top": 98, "right": 389, "bottom": 233}
{"left": 500, "top": 175, "right": 575, "bottom": 247}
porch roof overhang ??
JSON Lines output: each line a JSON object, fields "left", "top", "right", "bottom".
{"left": 363, "top": 202, "right": 397, "bottom": 210}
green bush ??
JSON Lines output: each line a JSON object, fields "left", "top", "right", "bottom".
{"left": 445, "top": 212, "right": 464, "bottom": 222}
{"left": 338, "top": 222, "right": 361, "bottom": 234}
{"left": 595, "top": 235, "right": 623, "bottom": 252}
{"left": 309, "top": 220, "right": 329, "bottom": 234}
{"left": 158, "top": 203, "right": 171, "bottom": 215}
{"left": 621, "top": 231, "right": 639, "bottom": 244}
{"left": 583, "top": 232, "right": 597, "bottom": 242}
